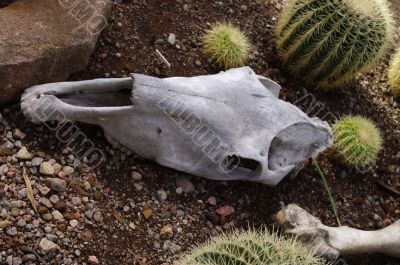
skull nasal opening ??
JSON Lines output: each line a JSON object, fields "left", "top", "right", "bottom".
{"left": 220, "top": 155, "right": 262, "bottom": 178}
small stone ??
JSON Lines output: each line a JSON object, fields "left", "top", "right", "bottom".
{"left": 16, "top": 219, "right": 26, "bottom": 227}
{"left": 134, "top": 183, "right": 143, "bottom": 191}
{"left": 131, "top": 171, "right": 142, "bottom": 181}
{"left": 71, "top": 197, "right": 82, "bottom": 206}
{"left": 16, "top": 147, "right": 33, "bottom": 160}
{"left": 176, "top": 210, "right": 185, "bottom": 218}
{"left": 115, "top": 52, "right": 122, "bottom": 58}
{"left": 40, "top": 162, "right": 54, "bottom": 175}
{"left": 40, "top": 197, "right": 53, "bottom": 208}
{"left": 42, "top": 213, "right": 53, "bottom": 221}
{"left": 49, "top": 195, "right": 60, "bottom": 204}
{"left": 167, "top": 33, "right": 176, "bottom": 45}
{"left": 93, "top": 212, "right": 102, "bottom": 222}
{"left": 6, "top": 226, "right": 18, "bottom": 236}
{"left": 54, "top": 200, "right": 67, "bottom": 211}
{"left": 160, "top": 225, "right": 173, "bottom": 235}
{"left": 21, "top": 254, "right": 36, "bottom": 262}
{"left": 206, "top": 213, "right": 220, "bottom": 225}
{"left": 216, "top": 205, "right": 235, "bottom": 217}
{"left": 52, "top": 210, "right": 64, "bottom": 221}
{"left": 82, "top": 231, "right": 93, "bottom": 241}
{"left": 176, "top": 176, "right": 194, "bottom": 193}
{"left": 0, "top": 220, "right": 12, "bottom": 229}
{"left": 62, "top": 166, "right": 74, "bottom": 176}
{"left": 157, "top": 189, "right": 167, "bottom": 201}
{"left": 240, "top": 4, "right": 248, "bottom": 11}
{"left": 143, "top": 209, "right": 153, "bottom": 219}
{"left": 207, "top": 196, "right": 217, "bottom": 206}
{"left": 129, "top": 222, "right": 136, "bottom": 230}
{"left": 45, "top": 178, "right": 67, "bottom": 192}
{"left": 195, "top": 60, "right": 202, "bottom": 67}
{"left": 175, "top": 187, "right": 182, "bottom": 194}
{"left": 31, "top": 157, "right": 44, "bottom": 167}
{"left": 70, "top": 219, "right": 79, "bottom": 227}
{"left": 0, "top": 141, "right": 13, "bottom": 156}
{"left": 37, "top": 185, "right": 51, "bottom": 195}
{"left": 12, "top": 257, "right": 22, "bottom": 265}
{"left": 39, "top": 238, "right": 58, "bottom": 254}
{"left": 93, "top": 191, "right": 103, "bottom": 200}
{"left": 13, "top": 129, "right": 26, "bottom": 140}
{"left": 88, "top": 256, "right": 99, "bottom": 264}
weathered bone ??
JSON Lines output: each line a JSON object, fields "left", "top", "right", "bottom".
{"left": 276, "top": 204, "right": 400, "bottom": 259}
{"left": 21, "top": 67, "right": 332, "bottom": 186}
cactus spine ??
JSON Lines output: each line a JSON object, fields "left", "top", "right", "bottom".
{"left": 333, "top": 116, "right": 383, "bottom": 168}
{"left": 388, "top": 48, "right": 400, "bottom": 96}
{"left": 202, "top": 22, "right": 250, "bottom": 69}
{"left": 276, "top": 0, "right": 394, "bottom": 89}
{"left": 179, "top": 230, "right": 328, "bottom": 265}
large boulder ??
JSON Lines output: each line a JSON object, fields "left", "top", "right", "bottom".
{"left": 0, "top": 0, "right": 111, "bottom": 104}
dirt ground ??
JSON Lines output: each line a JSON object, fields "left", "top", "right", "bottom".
{"left": 3, "top": 0, "right": 400, "bottom": 264}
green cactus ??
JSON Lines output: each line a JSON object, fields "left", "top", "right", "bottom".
{"left": 333, "top": 116, "right": 383, "bottom": 168}
{"left": 388, "top": 48, "right": 400, "bottom": 96}
{"left": 179, "top": 230, "right": 328, "bottom": 265}
{"left": 276, "top": 0, "right": 394, "bottom": 89}
{"left": 202, "top": 22, "right": 250, "bottom": 69}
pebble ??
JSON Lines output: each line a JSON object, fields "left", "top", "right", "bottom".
{"left": 70, "top": 219, "right": 79, "bottom": 228}
{"left": 62, "top": 166, "right": 74, "bottom": 175}
{"left": 40, "top": 162, "right": 55, "bottom": 175}
{"left": 16, "top": 147, "right": 33, "bottom": 160}
{"left": 143, "top": 209, "right": 153, "bottom": 219}
{"left": 167, "top": 33, "right": 176, "bottom": 45}
{"left": 52, "top": 210, "right": 64, "bottom": 221}
{"left": 50, "top": 195, "right": 60, "bottom": 204}
{"left": 6, "top": 226, "right": 18, "bottom": 236}
{"left": 157, "top": 189, "right": 167, "bottom": 201}
{"left": 216, "top": 205, "right": 235, "bottom": 217}
{"left": 37, "top": 185, "right": 51, "bottom": 195}
{"left": 39, "top": 238, "right": 58, "bottom": 254}
{"left": 176, "top": 176, "right": 194, "bottom": 193}
{"left": 207, "top": 196, "right": 217, "bottom": 206}
{"left": 41, "top": 197, "right": 53, "bottom": 208}
{"left": 31, "top": 157, "right": 44, "bottom": 167}
{"left": 0, "top": 220, "right": 12, "bottom": 229}
{"left": 13, "top": 129, "right": 26, "bottom": 140}
{"left": 88, "top": 256, "right": 99, "bottom": 264}
{"left": 131, "top": 171, "right": 142, "bottom": 181}
{"left": 45, "top": 178, "right": 67, "bottom": 192}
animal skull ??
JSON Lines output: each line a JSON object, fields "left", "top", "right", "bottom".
{"left": 21, "top": 67, "right": 332, "bottom": 185}
{"left": 276, "top": 204, "right": 400, "bottom": 259}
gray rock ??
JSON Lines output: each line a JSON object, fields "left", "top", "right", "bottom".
{"left": 15, "top": 147, "right": 33, "bottom": 160}
{"left": 39, "top": 238, "right": 58, "bottom": 254}
{"left": 167, "top": 33, "right": 176, "bottom": 45}
{"left": 45, "top": 178, "right": 67, "bottom": 192}
{"left": 39, "top": 162, "right": 54, "bottom": 175}
{"left": 157, "top": 189, "right": 167, "bottom": 201}
{"left": 6, "top": 226, "right": 18, "bottom": 236}
{"left": 31, "top": 157, "right": 44, "bottom": 167}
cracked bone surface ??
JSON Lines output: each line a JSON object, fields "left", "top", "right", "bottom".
{"left": 21, "top": 67, "right": 332, "bottom": 186}
{"left": 276, "top": 204, "right": 400, "bottom": 259}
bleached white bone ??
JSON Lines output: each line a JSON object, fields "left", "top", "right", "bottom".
{"left": 276, "top": 204, "right": 400, "bottom": 259}
{"left": 21, "top": 67, "right": 332, "bottom": 186}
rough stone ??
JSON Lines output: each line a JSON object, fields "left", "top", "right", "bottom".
{"left": 0, "top": 0, "right": 112, "bottom": 104}
{"left": 39, "top": 238, "right": 58, "bottom": 254}
{"left": 39, "top": 162, "right": 54, "bottom": 175}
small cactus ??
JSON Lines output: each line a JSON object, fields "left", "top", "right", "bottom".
{"left": 202, "top": 22, "right": 250, "bottom": 69}
{"left": 333, "top": 116, "right": 383, "bottom": 168}
{"left": 179, "top": 229, "right": 328, "bottom": 265}
{"left": 388, "top": 48, "right": 400, "bottom": 96}
{"left": 276, "top": 0, "right": 394, "bottom": 89}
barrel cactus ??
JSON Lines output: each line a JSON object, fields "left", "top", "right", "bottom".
{"left": 276, "top": 0, "right": 394, "bottom": 89}
{"left": 202, "top": 22, "right": 250, "bottom": 69}
{"left": 388, "top": 48, "right": 400, "bottom": 96}
{"left": 179, "top": 229, "right": 328, "bottom": 265}
{"left": 333, "top": 116, "right": 383, "bottom": 168}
